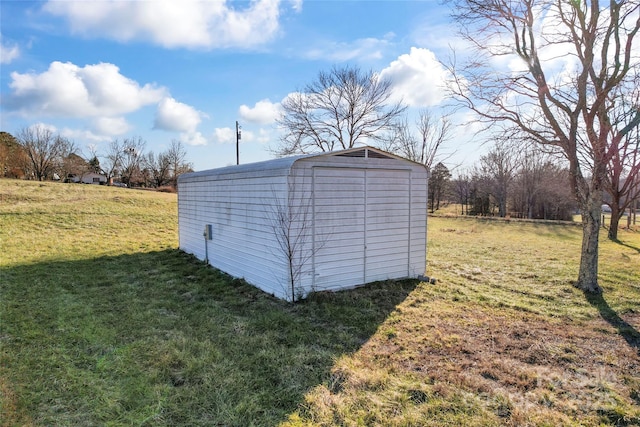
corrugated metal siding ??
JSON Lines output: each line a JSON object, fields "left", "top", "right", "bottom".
{"left": 178, "top": 173, "right": 291, "bottom": 298}
{"left": 408, "top": 171, "right": 428, "bottom": 278}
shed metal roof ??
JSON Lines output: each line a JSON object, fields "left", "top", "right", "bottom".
{"left": 179, "top": 146, "right": 421, "bottom": 182}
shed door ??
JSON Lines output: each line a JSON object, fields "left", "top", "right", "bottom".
{"left": 312, "top": 167, "right": 411, "bottom": 291}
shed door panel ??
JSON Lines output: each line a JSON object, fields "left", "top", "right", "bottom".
{"left": 311, "top": 167, "right": 411, "bottom": 291}
{"left": 312, "top": 168, "right": 366, "bottom": 290}
{"left": 364, "top": 170, "right": 411, "bottom": 282}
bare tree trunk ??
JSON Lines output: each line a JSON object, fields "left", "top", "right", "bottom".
{"left": 578, "top": 196, "right": 603, "bottom": 294}
{"left": 608, "top": 204, "right": 623, "bottom": 240}
{"left": 498, "top": 193, "right": 507, "bottom": 218}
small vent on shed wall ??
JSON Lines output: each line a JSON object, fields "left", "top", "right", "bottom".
{"left": 335, "top": 148, "right": 393, "bottom": 159}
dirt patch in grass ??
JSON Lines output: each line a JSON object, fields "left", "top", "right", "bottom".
{"left": 0, "top": 375, "right": 33, "bottom": 427}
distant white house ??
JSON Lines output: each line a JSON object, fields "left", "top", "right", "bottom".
{"left": 67, "top": 172, "right": 107, "bottom": 184}
{"left": 177, "top": 146, "right": 429, "bottom": 301}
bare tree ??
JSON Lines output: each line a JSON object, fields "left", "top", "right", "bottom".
{"left": 468, "top": 170, "right": 493, "bottom": 216}
{"left": 383, "top": 109, "right": 453, "bottom": 171}
{"left": 512, "top": 148, "right": 548, "bottom": 219}
{"left": 478, "top": 143, "right": 519, "bottom": 218}
{"left": 16, "top": 125, "right": 71, "bottom": 181}
{"left": 452, "top": 171, "right": 472, "bottom": 215}
{"left": 604, "top": 84, "right": 640, "bottom": 239}
{"left": 165, "top": 139, "right": 192, "bottom": 188}
{"left": 120, "top": 137, "right": 146, "bottom": 187}
{"left": 275, "top": 65, "right": 406, "bottom": 156}
{"left": 447, "top": 0, "right": 640, "bottom": 293}
{"left": 537, "top": 163, "right": 577, "bottom": 220}
{"left": 102, "top": 139, "right": 125, "bottom": 185}
{"left": 510, "top": 151, "right": 576, "bottom": 220}
{"left": 144, "top": 151, "right": 171, "bottom": 188}
{"left": 267, "top": 184, "right": 316, "bottom": 302}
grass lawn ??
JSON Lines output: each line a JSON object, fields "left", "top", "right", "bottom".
{"left": 1, "top": 179, "right": 639, "bottom": 426}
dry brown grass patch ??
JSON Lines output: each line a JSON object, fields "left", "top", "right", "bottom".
{"left": 0, "top": 376, "right": 34, "bottom": 427}
{"left": 356, "top": 299, "right": 640, "bottom": 425}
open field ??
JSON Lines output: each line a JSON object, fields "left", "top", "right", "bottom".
{"left": 1, "top": 179, "right": 639, "bottom": 426}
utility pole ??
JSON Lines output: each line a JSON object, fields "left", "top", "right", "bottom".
{"left": 236, "top": 121, "right": 241, "bottom": 165}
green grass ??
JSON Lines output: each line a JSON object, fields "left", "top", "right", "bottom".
{"left": 1, "top": 179, "right": 639, "bottom": 426}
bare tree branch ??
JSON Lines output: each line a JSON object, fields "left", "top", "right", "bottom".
{"left": 381, "top": 109, "right": 454, "bottom": 170}
{"left": 275, "top": 65, "right": 406, "bottom": 156}
{"left": 16, "top": 125, "right": 71, "bottom": 181}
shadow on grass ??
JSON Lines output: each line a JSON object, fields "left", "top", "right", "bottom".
{"left": 584, "top": 291, "right": 640, "bottom": 354}
{"left": 1, "top": 249, "right": 418, "bottom": 426}
{"left": 612, "top": 238, "right": 640, "bottom": 254}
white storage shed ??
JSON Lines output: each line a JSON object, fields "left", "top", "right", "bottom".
{"left": 177, "top": 146, "right": 428, "bottom": 301}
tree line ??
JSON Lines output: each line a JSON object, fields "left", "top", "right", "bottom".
{"left": 431, "top": 145, "right": 581, "bottom": 221}
{"left": 0, "top": 125, "right": 192, "bottom": 189}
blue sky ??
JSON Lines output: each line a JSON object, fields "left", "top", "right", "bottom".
{"left": 0, "top": 0, "right": 478, "bottom": 171}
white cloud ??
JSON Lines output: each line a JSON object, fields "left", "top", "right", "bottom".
{"left": 214, "top": 127, "right": 235, "bottom": 144}
{"left": 59, "top": 127, "right": 112, "bottom": 143}
{"left": 239, "top": 99, "right": 282, "bottom": 124}
{"left": 380, "top": 47, "right": 452, "bottom": 107}
{"left": 180, "top": 131, "right": 208, "bottom": 146}
{"left": 410, "top": 20, "right": 464, "bottom": 54}
{"left": 30, "top": 121, "right": 122, "bottom": 143}
{"left": 289, "top": 0, "right": 303, "bottom": 12}
{"left": 92, "top": 117, "right": 131, "bottom": 136}
{"left": 154, "top": 97, "right": 204, "bottom": 133}
{"left": 255, "top": 128, "right": 273, "bottom": 144}
{"left": 7, "top": 61, "right": 165, "bottom": 118}
{"left": 239, "top": 129, "right": 255, "bottom": 142}
{"left": 213, "top": 127, "right": 271, "bottom": 145}
{"left": 29, "top": 122, "right": 58, "bottom": 134}
{"left": 303, "top": 36, "right": 393, "bottom": 62}
{"left": 43, "top": 0, "right": 291, "bottom": 49}
{"left": 0, "top": 35, "right": 20, "bottom": 64}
